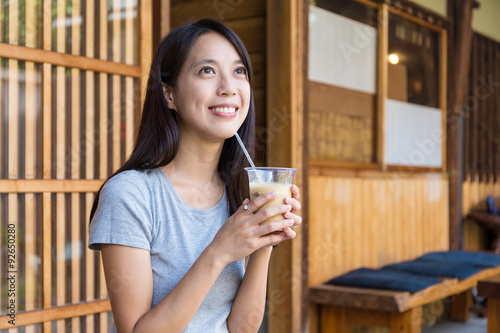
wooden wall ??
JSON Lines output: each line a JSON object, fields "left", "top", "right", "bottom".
{"left": 170, "top": 0, "right": 268, "bottom": 166}
{"left": 308, "top": 172, "right": 449, "bottom": 286}
{"left": 461, "top": 31, "right": 500, "bottom": 251}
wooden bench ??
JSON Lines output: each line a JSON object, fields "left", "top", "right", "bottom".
{"left": 309, "top": 265, "right": 500, "bottom": 332}
{"left": 467, "top": 196, "right": 500, "bottom": 252}
{"left": 468, "top": 211, "right": 500, "bottom": 252}
{"left": 478, "top": 273, "right": 500, "bottom": 333}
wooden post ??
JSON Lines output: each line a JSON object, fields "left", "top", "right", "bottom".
{"left": 266, "top": 0, "right": 307, "bottom": 332}
{"left": 377, "top": 2, "right": 389, "bottom": 170}
{"left": 449, "top": 290, "right": 473, "bottom": 322}
{"left": 447, "top": 0, "right": 475, "bottom": 250}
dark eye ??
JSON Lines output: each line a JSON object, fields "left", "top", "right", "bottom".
{"left": 200, "top": 67, "right": 215, "bottom": 74}
{"left": 235, "top": 67, "right": 247, "bottom": 75}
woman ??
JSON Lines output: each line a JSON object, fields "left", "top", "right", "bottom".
{"left": 89, "top": 19, "right": 301, "bottom": 333}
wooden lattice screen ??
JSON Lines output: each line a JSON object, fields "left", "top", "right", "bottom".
{"left": 463, "top": 32, "right": 500, "bottom": 183}
{"left": 0, "top": 1, "right": 152, "bottom": 331}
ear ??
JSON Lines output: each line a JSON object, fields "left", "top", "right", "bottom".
{"left": 163, "top": 84, "right": 177, "bottom": 111}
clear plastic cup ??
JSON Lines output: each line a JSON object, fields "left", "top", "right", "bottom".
{"left": 245, "top": 167, "right": 298, "bottom": 225}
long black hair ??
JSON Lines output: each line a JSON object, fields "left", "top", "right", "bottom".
{"left": 89, "top": 19, "right": 255, "bottom": 222}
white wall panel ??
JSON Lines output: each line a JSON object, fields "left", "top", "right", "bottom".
{"left": 308, "top": 5, "right": 377, "bottom": 94}
{"left": 385, "top": 99, "right": 442, "bottom": 167}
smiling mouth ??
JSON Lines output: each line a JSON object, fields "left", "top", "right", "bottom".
{"left": 209, "top": 106, "right": 237, "bottom": 114}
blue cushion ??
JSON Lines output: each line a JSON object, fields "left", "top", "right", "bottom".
{"left": 327, "top": 268, "right": 442, "bottom": 293}
{"left": 419, "top": 251, "right": 500, "bottom": 268}
{"left": 325, "top": 251, "right": 500, "bottom": 293}
{"left": 383, "top": 259, "right": 482, "bottom": 279}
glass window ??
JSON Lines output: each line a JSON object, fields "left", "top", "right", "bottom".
{"left": 388, "top": 13, "right": 440, "bottom": 108}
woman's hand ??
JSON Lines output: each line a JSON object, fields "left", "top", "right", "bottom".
{"left": 279, "top": 184, "right": 302, "bottom": 239}
{"left": 210, "top": 185, "right": 302, "bottom": 265}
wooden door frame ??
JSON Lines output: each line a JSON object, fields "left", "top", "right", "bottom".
{"left": 266, "top": 0, "right": 309, "bottom": 332}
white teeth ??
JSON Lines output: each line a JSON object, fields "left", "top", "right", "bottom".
{"left": 212, "top": 107, "right": 236, "bottom": 113}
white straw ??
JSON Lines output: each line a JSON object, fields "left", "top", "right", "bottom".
{"left": 234, "top": 131, "right": 256, "bottom": 168}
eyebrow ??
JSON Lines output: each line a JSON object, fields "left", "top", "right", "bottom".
{"left": 190, "top": 58, "right": 245, "bottom": 69}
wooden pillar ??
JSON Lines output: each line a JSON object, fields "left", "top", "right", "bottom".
{"left": 266, "top": 0, "right": 308, "bottom": 332}
{"left": 447, "top": 0, "right": 475, "bottom": 250}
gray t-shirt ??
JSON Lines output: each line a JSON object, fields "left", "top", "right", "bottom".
{"left": 89, "top": 168, "right": 245, "bottom": 332}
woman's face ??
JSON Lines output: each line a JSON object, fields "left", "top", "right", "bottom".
{"left": 166, "top": 32, "right": 251, "bottom": 143}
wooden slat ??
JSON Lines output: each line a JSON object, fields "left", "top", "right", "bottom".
{"left": 55, "top": 189, "right": 65, "bottom": 333}
{"left": 0, "top": 300, "right": 111, "bottom": 329}
{"left": 440, "top": 30, "right": 448, "bottom": 172}
{"left": 8, "top": 42, "right": 19, "bottom": 178}
{"left": 0, "top": 3, "right": 2, "bottom": 180}
{"left": 99, "top": 0, "right": 109, "bottom": 178}
{"left": 479, "top": 36, "right": 486, "bottom": 182}
{"left": 125, "top": 0, "right": 135, "bottom": 157}
{"left": 112, "top": 0, "right": 121, "bottom": 172}
{"left": 496, "top": 43, "right": 500, "bottom": 182}
{"left": 42, "top": 192, "right": 52, "bottom": 333}
{"left": 98, "top": 255, "right": 108, "bottom": 332}
{"left": 99, "top": 3, "right": 112, "bottom": 332}
{"left": 0, "top": 0, "right": 3, "bottom": 311}
{"left": 140, "top": 0, "right": 153, "bottom": 111}
{"left": 24, "top": 3, "right": 38, "bottom": 326}
{"left": 85, "top": 193, "right": 96, "bottom": 333}
{"left": 471, "top": 35, "right": 478, "bottom": 181}
{"left": 0, "top": 43, "right": 141, "bottom": 78}
{"left": 85, "top": 1, "right": 96, "bottom": 329}
{"left": 55, "top": 2, "right": 66, "bottom": 331}
{"left": 464, "top": 37, "right": 471, "bottom": 180}
{"left": 377, "top": 3, "right": 388, "bottom": 170}
{"left": 161, "top": 0, "right": 170, "bottom": 37}
{"left": 42, "top": 1, "right": 52, "bottom": 331}
{"left": 486, "top": 39, "right": 494, "bottom": 182}
{"left": 71, "top": 2, "right": 82, "bottom": 331}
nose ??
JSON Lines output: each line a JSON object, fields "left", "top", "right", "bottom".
{"left": 217, "top": 74, "right": 237, "bottom": 96}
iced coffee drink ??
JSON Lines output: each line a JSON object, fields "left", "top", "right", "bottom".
{"left": 245, "top": 167, "right": 298, "bottom": 226}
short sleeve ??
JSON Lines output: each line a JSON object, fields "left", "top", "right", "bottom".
{"left": 88, "top": 170, "right": 154, "bottom": 251}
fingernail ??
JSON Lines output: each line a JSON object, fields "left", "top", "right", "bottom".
{"left": 285, "top": 205, "right": 292, "bottom": 210}
{"left": 270, "top": 191, "right": 278, "bottom": 196}
{"left": 288, "top": 220, "right": 294, "bottom": 225}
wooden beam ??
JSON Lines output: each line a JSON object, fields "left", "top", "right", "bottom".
{"left": 266, "top": 0, "right": 307, "bottom": 331}
{"left": 0, "top": 179, "right": 104, "bottom": 193}
{"left": 0, "top": 300, "right": 111, "bottom": 329}
{"left": 447, "top": 0, "right": 475, "bottom": 250}
{"left": 0, "top": 43, "right": 141, "bottom": 78}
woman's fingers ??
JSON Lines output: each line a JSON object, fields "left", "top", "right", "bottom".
{"left": 284, "top": 185, "right": 301, "bottom": 212}
{"left": 245, "top": 191, "right": 277, "bottom": 212}
{"left": 283, "top": 211, "right": 302, "bottom": 228}
{"left": 291, "top": 184, "right": 300, "bottom": 199}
